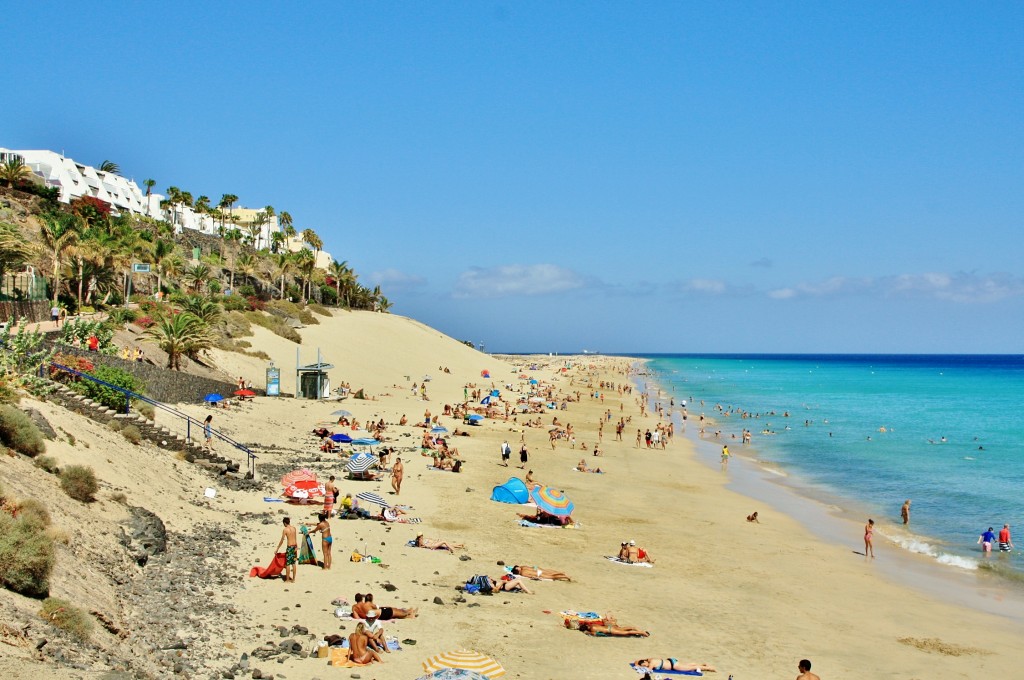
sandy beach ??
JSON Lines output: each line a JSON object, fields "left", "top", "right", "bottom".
{"left": 2, "top": 309, "right": 1022, "bottom": 679}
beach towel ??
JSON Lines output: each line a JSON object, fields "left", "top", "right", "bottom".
{"left": 335, "top": 637, "right": 403, "bottom": 651}
{"left": 559, "top": 610, "right": 601, "bottom": 620}
{"left": 249, "top": 552, "right": 286, "bottom": 578}
{"left": 519, "top": 519, "right": 561, "bottom": 529}
{"left": 630, "top": 663, "right": 702, "bottom": 676}
{"left": 605, "top": 556, "right": 654, "bottom": 568}
{"left": 263, "top": 497, "right": 285, "bottom": 502}
{"left": 327, "top": 647, "right": 368, "bottom": 667}
{"left": 298, "top": 530, "right": 319, "bottom": 565}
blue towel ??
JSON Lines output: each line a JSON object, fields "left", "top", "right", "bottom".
{"left": 519, "top": 519, "right": 560, "bottom": 528}
{"left": 630, "top": 663, "right": 702, "bottom": 676}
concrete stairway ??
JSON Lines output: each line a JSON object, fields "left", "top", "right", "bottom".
{"left": 45, "top": 381, "right": 244, "bottom": 478}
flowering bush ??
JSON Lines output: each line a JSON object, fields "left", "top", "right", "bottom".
{"left": 49, "top": 353, "right": 94, "bottom": 382}
{"left": 246, "top": 296, "right": 266, "bottom": 311}
{"left": 133, "top": 316, "right": 156, "bottom": 329}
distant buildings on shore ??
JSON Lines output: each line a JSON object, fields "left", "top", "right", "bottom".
{"left": 1, "top": 147, "right": 330, "bottom": 267}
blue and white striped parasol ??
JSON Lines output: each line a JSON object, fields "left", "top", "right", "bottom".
{"left": 355, "top": 491, "right": 390, "bottom": 508}
{"left": 346, "top": 452, "right": 376, "bottom": 473}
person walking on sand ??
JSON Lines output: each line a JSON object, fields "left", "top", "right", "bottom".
{"left": 864, "top": 518, "right": 875, "bottom": 558}
{"left": 500, "top": 440, "right": 511, "bottom": 467}
{"left": 391, "top": 457, "right": 404, "bottom": 495}
{"left": 999, "top": 524, "right": 1014, "bottom": 552}
{"left": 203, "top": 414, "right": 214, "bottom": 451}
{"left": 721, "top": 444, "right": 730, "bottom": 468}
{"left": 275, "top": 517, "right": 298, "bottom": 582}
{"left": 308, "top": 512, "right": 332, "bottom": 570}
{"left": 901, "top": 499, "right": 911, "bottom": 525}
{"left": 796, "top": 659, "right": 821, "bottom": 680}
{"left": 519, "top": 443, "right": 529, "bottom": 469}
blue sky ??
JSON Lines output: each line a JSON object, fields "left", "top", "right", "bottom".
{"left": 5, "top": 3, "right": 1022, "bottom": 353}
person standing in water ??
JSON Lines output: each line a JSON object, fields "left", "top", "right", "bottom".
{"left": 978, "top": 526, "right": 996, "bottom": 552}
{"left": 998, "top": 524, "right": 1014, "bottom": 552}
{"left": 901, "top": 499, "right": 911, "bottom": 525}
{"left": 864, "top": 519, "right": 875, "bottom": 558}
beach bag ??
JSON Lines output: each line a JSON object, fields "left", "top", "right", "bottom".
{"left": 351, "top": 551, "right": 363, "bottom": 562}
{"left": 468, "top": 575, "right": 493, "bottom": 595}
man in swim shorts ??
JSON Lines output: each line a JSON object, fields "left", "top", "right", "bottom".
{"left": 998, "top": 524, "right": 1014, "bottom": 552}
{"left": 275, "top": 517, "right": 299, "bottom": 582}
{"left": 796, "top": 658, "right": 821, "bottom": 680}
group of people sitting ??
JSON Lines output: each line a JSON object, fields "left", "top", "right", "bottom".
{"left": 617, "top": 539, "right": 655, "bottom": 564}
{"left": 339, "top": 592, "right": 419, "bottom": 665}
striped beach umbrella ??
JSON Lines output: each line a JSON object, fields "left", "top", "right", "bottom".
{"left": 417, "top": 669, "right": 491, "bottom": 680}
{"left": 331, "top": 409, "right": 353, "bottom": 417}
{"left": 280, "top": 468, "right": 317, "bottom": 487}
{"left": 528, "top": 484, "right": 574, "bottom": 517}
{"left": 355, "top": 491, "right": 390, "bottom": 508}
{"left": 422, "top": 650, "right": 506, "bottom": 678}
{"left": 346, "top": 452, "right": 376, "bottom": 473}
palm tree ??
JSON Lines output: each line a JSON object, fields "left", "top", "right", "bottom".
{"left": 236, "top": 253, "right": 258, "bottom": 288}
{"left": 278, "top": 211, "right": 293, "bottom": 243}
{"left": 294, "top": 249, "right": 316, "bottom": 301}
{"left": 150, "top": 238, "right": 175, "bottom": 295}
{"left": 224, "top": 227, "right": 242, "bottom": 289}
{"left": 195, "top": 195, "right": 211, "bottom": 214}
{"left": 184, "top": 263, "right": 212, "bottom": 294}
{"left": 328, "top": 260, "right": 351, "bottom": 306}
{"left": 145, "top": 310, "right": 215, "bottom": 370}
{"left": 39, "top": 212, "right": 84, "bottom": 306}
{"left": 219, "top": 193, "right": 238, "bottom": 230}
{"left": 0, "top": 221, "right": 36, "bottom": 284}
{"left": 0, "top": 157, "right": 31, "bottom": 188}
{"left": 179, "top": 295, "right": 222, "bottom": 325}
{"left": 300, "top": 228, "right": 322, "bottom": 267}
{"left": 269, "top": 231, "right": 285, "bottom": 254}
{"left": 247, "top": 212, "right": 268, "bottom": 249}
{"left": 143, "top": 178, "right": 156, "bottom": 196}
{"left": 98, "top": 160, "right": 120, "bottom": 174}
{"left": 271, "top": 252, "right": 295, "bottom": 300}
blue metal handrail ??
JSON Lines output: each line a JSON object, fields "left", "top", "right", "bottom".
{"left": 47, "top": 361, "right": 258, "bottom": 477}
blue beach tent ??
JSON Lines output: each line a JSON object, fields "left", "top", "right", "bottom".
{"left": 490, "top": 477, "right": 530, "bottom": 504}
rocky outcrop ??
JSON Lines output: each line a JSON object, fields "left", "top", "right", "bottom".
{"left": 119, "top": 506, "right": 168, "bottom": 567}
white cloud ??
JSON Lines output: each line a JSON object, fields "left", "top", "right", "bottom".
{"left": 767, "top": 272, "right": 1024, "bottom": 303}
{"left": 368, "top": 268, "right": 427, "bottom": 291}
{"left": 453, "top": 264, "right": 586, "bottom": 299}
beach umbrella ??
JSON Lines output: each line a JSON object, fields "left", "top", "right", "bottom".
{"left": 331, "top": 409, "right": 353, "bottom": 417}
{"left": 529, "top": 379, "right": 538, "bottom": 385}
{"left": 490, "top": 390, "right": 500, "bottom": 397}
{"left": 234, "top": 389, "right": 255, "bottom": 397}
{"left": 351, "top": 437, "right": 380, "bottom": 446}
{"left": 528, "top": 484, "right": 574, "bottom": 517}
{"left": 431, "top": 426, "right": 448, "bottom": 434}
{"left": 417, "top": 670, "right": 491, "bottom": 680}
{"left": 480, "top": 370, "right": 490, "bottom": 378}
{"left": 346, "top": 452, "right": 376, "bottom": 473}
{"left": 203, "top": 393, "right": 224, "bottom": 403}
{"left": 467, "top": 414, "right": 484, "bottom": 421}
{"left": 280, "top": 468, "right": 317, "bottom": 487}
{"left": 422, "top": 650, "right": 506, "bottom": 679}
{"left": 330, "top": 433, "right": 353, "bottom": 443}
{"left": 284, "top": 480, "right": 325, "bottom": 498}
{"left": 355, "top": 491, "right": 390, "bottom": 508}
{"left": 480, "top": 396, "right": 492, "bottom": 405}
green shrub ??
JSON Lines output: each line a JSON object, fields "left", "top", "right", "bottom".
{"left": 244, "top": 311, "right": 301, "bottom": 343}
{"left": 16, "top": 499, "right": 51, "bottom": 529}
{"left": 267, "top": 299, "right": 318, "bottom": 325}
{"left": 137, "top": 402, "right": 155, "bottom": 420}
{"left": 120, "top": 425, "right": 142, "bottom": 445}
{"left": 59, "top": 465, "right": 98, "bottom": 503}
{"left": 220, "top": 294, "right": 250, "bottom": 312}
{"left": 0, "top": 513, "right": 55, "bottom": 598}
{"left": 39, "top": 598, "right": 93, "bottom": 640}
{"left": 220, "top": 311, "right": 253, "bottom": 339}
{"left": 0, "top": 379, "right": 19, "bottom": 405}
{"left": 110, "top": 492, "right": 127, "bottom": 505}
{"left": 0, "top": 405, "right": 46, "bottom": 457}
{"left": 74, "top": 365, "right": 142, "bottom": 412}
{"left": 105, "top": 307, "right": 139, "bottom": 327}
{"left": 34, "top": 455, "right": 60, "bottom": 474}
{"left": 318, "top": 285, "right": 338, "bottom": 306}
{"left": 106, "top": 420, "right": 123, "bottom": 432}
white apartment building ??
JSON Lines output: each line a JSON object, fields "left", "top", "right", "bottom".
{"left": 2, "top": 148, "right": 156, "bottom": 217}
{"left": 3, "top": 147, "right": 331, "bottom": 268}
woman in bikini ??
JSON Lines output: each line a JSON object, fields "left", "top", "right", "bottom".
{"left": 578, "top": 621, "right": 649, "bottom": 637}
{"left": 511, "top": 565, "right": 571, "bottom": 581}
{"left": 347, "top": 622, "right": 382, "bottom": 664}
{"left": 488, "top": 576, "right": 533, "bottom": 594}
{"left": 307, "top": 513, "right": 333, "bottom": 569}
{"left": 636, "top": 658, "right": 716, "bottom": 673}
{"left": 864, "top": 518, "right": 875, "bottom": 558}
{"left": 414, "top": 533, "right": 465, "bottom": 553}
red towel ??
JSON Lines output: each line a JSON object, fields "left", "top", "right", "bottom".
{"left": 249, "top": 552, "right": 286, "bottom": 578}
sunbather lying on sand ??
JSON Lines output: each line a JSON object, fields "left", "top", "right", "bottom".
{"left": 511, "top": 565, "right": 571, "bottom": 581}
{"left": 636, "top": 658, "right": 716, "bottom": 673}
{"left": 414, "top": 533, "right": 465, "bottom": 553}
{"left": 488, "top": 576, "right": 532, "bottom": 594}
{"left": 578, "top": 621, "right": 649, "bottom": 637}
{"left": 576, "top": 458, "right": 602, "bottom": 473}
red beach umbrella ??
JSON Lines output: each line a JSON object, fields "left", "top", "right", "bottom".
{"left": 280, "top": 468, "right": 317, "bottom": 487}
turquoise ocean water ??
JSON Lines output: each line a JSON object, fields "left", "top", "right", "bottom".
{"left": 637, "top": 354, "right": 1024, "bottom": 578}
